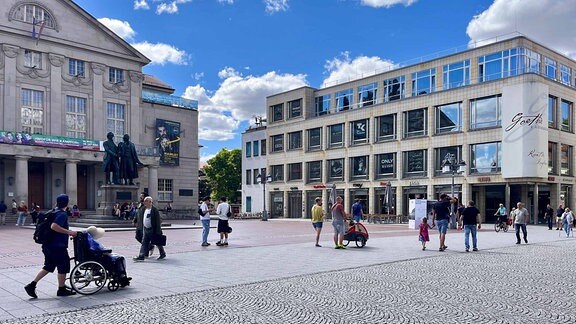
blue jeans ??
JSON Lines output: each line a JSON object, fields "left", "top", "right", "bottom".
{"left": 564, "top": 222, "right": 571, "bottom": 237}
{"left": 354, "top": 215, "right": 361, "bottom": 222}
{"left": 16, "top": 212, "right": 26, "bottom": 226}
{"left": 201, "top": 219, "right": 210, "bottom": 244}
{"left": 464, "top": 225, "right": 477, "bottom": 249}
{"left": 515, "top": 224, "right": 527, "bottom": 243}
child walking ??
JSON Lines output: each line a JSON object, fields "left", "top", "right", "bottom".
{"left": 419, "top": 216, "right": 431, "bottom": 250}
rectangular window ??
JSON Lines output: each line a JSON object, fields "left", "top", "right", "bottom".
{"left": 253, "top": 141, "right": 259, "bottom": 157}
{"left": 271, "top": 103, "right": 284, "bottom": 122}
{"left": 350, "top": 156, "right": 368, "bottom": 179}
{"left": 307, "top": 161, "right": 322, "bottom": 183}
{"left": 358, "top": 83, "right": 378, "bottom": 107}
{"left": 549, "top": 96, "right": 557, "bottom": 128}
{"left": 470, "top": 95, "right": 502, "bottom": 129}
{"left": 68, "top": 59, "right": 85, "bottom": 77}
{"left": 65, "top": 96, "right": 87, "bottom": 138}
{"left": 271, "top": 134, "right": 283, "bottom": 152}
{"left": 443, "top": 60, "right": 470, "bottom": 90}
{"left": 327, "top": 159, "right": 344, "bottom": 181}
{"left": 328, "top": 123, "right": 344, "bottom": 148}
{"left": 376, "top": 114, "right": 396, "bottom": 141}
{"left": 335, "top": 89, "right": 353, "bottom": 111}
{"left": 561, "top": 100, "right": 573, "bottom": 132}
{"left": 307, "top": 127, "right": 322, "bottom": 151}
{"left": 403, "top": 150, "right": 427, "bottom": 178}
{"left": 261, "top": 139, "right": 267, "bottom": 156}
{"left": 109, "top": 67, "right": 124, "bottom": 84}
{"left": 478, "top": 48, "right": 540, "bottom": 83}
{"left": 403, "top": 108, "right": 427, "bottom": 138}
{"left": 246, "top": 170, "right": 252, "bottom": 185}
{"left": 24, "top": 49, "right": 41, "bottom": 68}
{"left": 383, "top": 76, "right": 405, "bottom": 102}
{"left": 375, "top": 153, "right": 396, "bottom": 179}
{"left": 560, "top": 64, "right": 572, "bottom": 86}
{"left": 470, "top": 142, "right": 502, "bottom": 174}
{"left": 545, "top": 57, "right": 557, "bottom": 80}
{"left": 351, "top": 119, "right": 368, "bottom": 145}
{"left": 288, "top": 131, "right": 302, "bottom": 150}
{"left": 436, "top": 102, "right": 462, "bottom": 134}
{"left": 21, "top": 88, "right": 44, "bottom": 134}
{"left": 411, "top": 68, "right": 436, "bottom": 96}
{"left": 253, "top": 169, "right": 260, "bottom": 184}
{"left": 549, "top": 142, "right": 557, "bottom": 175}
{"left": 288, "top": 163, "right": 302, "bottom": 181}
{"left": 561, "top": 144, "right": 573, "bottom": 176}
{"left": 245, "top": 197, "right": 252, "bottom": 213}
{"left": 434, "top": 146, "right": 462, "bottom": 176}
{"left": 271, "top": 165, "right": 284, "bottom": 181}
{"left": 288, "top": 99, "right": 302, "bottom": 119}
{"left": 157, "top": 179, "right": 173, "bottom": 202}
{"left": 106, "top": 102, "right": 125, "bottom": 137}
{"left": 245, "top": 142, "right": 252, "bottom": 157}
{"left": 315, "top": 94, "right": 331, "bottom": 116}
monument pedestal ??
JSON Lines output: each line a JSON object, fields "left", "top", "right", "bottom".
{"left": 98, "top": 184, "right": 139, "bottom": 216}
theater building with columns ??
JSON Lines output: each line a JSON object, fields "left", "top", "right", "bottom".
{"left": 0, "top": 0, "right": 198, "bottom": 211}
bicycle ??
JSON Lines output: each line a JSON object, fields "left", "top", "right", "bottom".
{"left": 494, "top": 219, "right": 509, "bottom": 232}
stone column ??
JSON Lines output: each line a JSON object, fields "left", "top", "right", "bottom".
{"left": 396, "top": 185, "right": 403, "bottom": 218}
{"left": 15, "top": 155, "right": 30, "bottom": 205}
{"left": 533, "top": 183, "right": 539, "bottom": 225}
{"left": 65, "top": 160, "right": 80, "bottom": 205}
{"left": 368, "top": 186, "right": 375, "bottom": 214}
{"left": 2, "top": 45, "right": 19, "bottom": 130}
{"left": 505, "top": 183, "right": 511, "bottom": 213}
{"left": 147, "top": 165, "right": 159, "bottom": 201}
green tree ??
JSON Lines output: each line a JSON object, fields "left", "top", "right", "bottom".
{"left": 198, "top": 168, "right": 212, "bottom": 201}
{"left": 203, "top": 148, "right": 241, "bottom": 203}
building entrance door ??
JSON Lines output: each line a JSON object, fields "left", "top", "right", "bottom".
{"left": 28, "top": 162, "right": 44, "bottom": 208}
{"left": 287, "top": 191, "right": 302, "bottom": 218}
{"left": 77, "top": 165, "right": 88, "bottom": 209}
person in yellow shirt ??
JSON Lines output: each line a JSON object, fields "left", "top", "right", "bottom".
{"left": 311, "top": 197, "right": 325, "bottom": 247}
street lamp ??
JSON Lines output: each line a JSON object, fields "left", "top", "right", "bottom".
{"left": 442, "top": 153, "right": 466, "bottom": 229}
{"left": 256, "top": 174, "right": 272, "bottom": 221}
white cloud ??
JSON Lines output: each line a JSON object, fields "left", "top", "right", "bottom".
{"left": 132, "top": 42, "right": 188, "bottom": 65}
{"left": 155, "top": 0, "right": 193, "bottom": 14}
{"left": 360, "top": 0, "right": 417, "bottom": 8}
{"left": 192, "top": 72, "right": 204, "bottom": 81}
{"left": 321, "top": 51, "right": 397, "bottom": 88}
{"left": 218, "top": 0, "right": 235, "bottom": 4}
{"left": 200, "top": 153, "right": 216, "bottom": 166}
{"left": 264, "top": 0, "right": 289, "bottom": 14}
{"left": 467, "top": 0, "right": 576, "bottom": 58}
{"left": 218, "top": 67, "right": 241, "bottom": 79}
{"left": 134, "top": 0, "right": 149, "bottom": 10}
{"left": 98, "top": 18, "right": 136, "bottom": 41}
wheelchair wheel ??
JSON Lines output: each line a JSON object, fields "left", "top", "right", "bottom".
{"left": 342, "top": 239, "right": 350, "bottom": 246}
{"left": 108, "top": 280, "right": 120, "bottom": 292}
{"left": 355, "top": 235, "right": 366, "bottom": 248}
{"left": 70, "top": 261, "right": 107, "bottom": 295}
{"left": 503, "top": 223, "right": 509, "bottom": 232}
{"left": 494, "top": 222, "right": 501, "bottom": 233}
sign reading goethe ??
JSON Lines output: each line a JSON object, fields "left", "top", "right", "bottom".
{"left": 501, "top": 83, "right": 548, "bottom": 178}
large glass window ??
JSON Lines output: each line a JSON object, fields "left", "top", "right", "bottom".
{"left": 307, "top": 161, "right": 322, "bottom": 183}
{"left": 383, "top": 76, "right": 405, "bottom": 102}
{"left": 350, "top": 156, "right": 368, "bottom": 179}
{"left": 246, "top": 170, "right": 252, "bottom": 185}
{"left": 434, "top": 146, "right": 462, "bottom": 175}
{"left": 351, "top": 119, "right": 368, "bottom": 145}
{"left": 436, "top": 102, "right": 462, "bottom": 134}
{"left": 315, "top": 94, "right": 331, "bottom": 116}
{"left": 404, "top": 108, "right": 427, "bottom": 138}
{"left": 261, "top": 139, "right": 267, "bottom": 156}
{"left": 545, "top": 57, "right": 557, "bottom": 80}
{"left": 271, "top": 165, "right": 284, "bottom": 181}
{"left": 549, "top": 142, "right": 557, "bottom": 175}
{"left": 443, "top": 60, "right": 470, "bottom": 90}
{"left": 288, "top": 131, "right": 302, "bottom": 150}
{"left": 21, "top": 89, "right": 44, "bottom": 134}
{"left": 157, "top": 179, "right": 173, "bottom": 202}
{"left": 271, "top": 134, "right": 283, "bottom": 152}
{"left": 65, "top": 96, "right": 87, "bottom": 138}
{"left": 109, "top": 67, "right": 124, "bottom": 84}
{"left": 13, "top": 4, "right": 55, "bottom": 28}
{"left": 307, "top": 127, "right": 322, "bottom": 151}
{"left": 68, "top": 59, "right": 85, "bottom": 77}
{"left": 288, "top": 163, "right": 302, "bottom": 181}
{"left": 328, "top": 159, "right": 344, "bottom": 181}
{"left": 335, "top": 89, "right": 353, "bottom": 111}
{"left": 470, "top": 95, "right": 502, "bottom": 129}
{"left": 271, "top": 103, "right": 283, "bottom": 122}
{"left": 106, "top": 102, "right": 125, "bottom": 138}
{"left": 375, "top": 153, "right": 396, "bottom": 179}
{"left": 561, "top": 100, "right": 573, "bottom": 132}
{"left": 561, "top": 144, "right": 573, "bottom": 176}
{"left": 478, "top": 48, "right": 540, "bottom": 82}
{"left": 470, "top": 142, "right": 502, "bottom": 174}
{"left": 253, "top": 141, "right": 259, "bottom": 157}
{"left": 245, "top": 142, "right": 252, "bottom": 157}
{"left": 288, "top": 99, "right": 302, "bottom": 118}
{"left": 376, "top": 114, "right": 396, "bottom": 141}
{"left": 403, "top": 150, "right": 427, "bottom": 178}
{"left": 560, "top": 64, "right": 572, "bottom": 86}
{"left": 549, "top": 96, "right": 557, "bottom": 128}
{"left": 358, "top": 83, "right": 378, "bottom": 107}
{"left": 253, "top": 169, "right": 260, "bottom": 184}
{"left": 24, "top": 50, "right": 41, "bottom": 68}
{"left": 328, "top": 123, "right": 344, "bottom": 148}
{"left": 411, "top": 68, "right": 436, "bottom": 96}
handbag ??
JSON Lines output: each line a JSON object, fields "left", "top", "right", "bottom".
{"left": 151, "top": 234, "right": 167, "bottom": 246}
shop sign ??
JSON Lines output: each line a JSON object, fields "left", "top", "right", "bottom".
{"left": 478, "top": 177, "right": 491, "bottom": 183}
{"left": 409, "top": 181, "right": 420, "bottom": 186}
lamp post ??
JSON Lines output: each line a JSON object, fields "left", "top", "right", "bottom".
{"left": 256, "top": 174, "right": 271, "bottom": 221}
{"left": 442, "top": 153, "right": 466, "bottom": 229}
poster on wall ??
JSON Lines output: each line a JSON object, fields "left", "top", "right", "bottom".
{"left": 0, "top": 130, "right": 100, "bottom": 151}
{"left": 155, "top": 119, "right": 181, "bottom": 166}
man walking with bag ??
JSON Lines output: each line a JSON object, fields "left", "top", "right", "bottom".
{"left": 133, "top": 196, "right": 166, "bottom": 261}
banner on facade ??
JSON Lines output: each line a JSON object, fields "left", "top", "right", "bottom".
{"left": 155, "top": 119, "right": 181, "bottom": 166}
{"left": 0, "top": 130, "right": 100, "bottom": 151}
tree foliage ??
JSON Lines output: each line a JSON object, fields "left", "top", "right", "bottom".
{"left": 203, "top": 148, "right": 241, "bottom": 203}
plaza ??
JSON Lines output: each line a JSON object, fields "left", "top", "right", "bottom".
{"left": 0, "top": 220, "right": 575, "bottom": 323}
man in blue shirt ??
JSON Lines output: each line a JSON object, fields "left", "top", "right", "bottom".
{"left": 24, "top": 194, "right": 78, "bottom": 298}
{"left": 351, "top": 199, "right": 364, "bottom": 223}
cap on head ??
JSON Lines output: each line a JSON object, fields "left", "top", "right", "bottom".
{"left": 56, "top": 194, "right": 69, "bottom": 208}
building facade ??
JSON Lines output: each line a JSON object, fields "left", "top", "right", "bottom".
{"left": 0, "top": 0, "right": 198, "bottom": 211}
{"left": 266, "top": 36, "right": 576, "bottom": 223}
{"left": 241, "top": 123, "right": 267, "bottom": 214}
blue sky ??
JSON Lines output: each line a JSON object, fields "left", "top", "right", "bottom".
{"left": 73, "top": 0, "right": 576, "bottom": 164}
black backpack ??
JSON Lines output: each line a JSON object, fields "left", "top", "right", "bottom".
{"left": 33, "top": 210, "right": 57, "bottom": 244}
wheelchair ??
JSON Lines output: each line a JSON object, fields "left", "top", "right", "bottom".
{"left": 69, "top": 232, "right": 130, "bottom": 295}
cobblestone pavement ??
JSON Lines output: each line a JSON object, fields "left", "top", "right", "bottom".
{"left": 2, "top": 238, "right": 576, "bottom": 324}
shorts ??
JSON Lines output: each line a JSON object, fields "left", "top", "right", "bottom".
{"left": 42, "top": 246, "right": 70, "bottom": 274}
{"left": 217, "top": 219, "right": 230, "bottom": 233}
{"left": 332, "top": 221, "right": 345, "bottom": 235}
{"left": 436, "top": 219, "right": 449, "bottom": 234}
{"left": 353, "top": 215, "right": 361, "bottom": 222}
{"left": 312, "top": 222, "right": 323, "bottom": 229}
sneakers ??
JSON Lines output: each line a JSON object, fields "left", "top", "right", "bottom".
{"left": 157, "top": 254, "right": 166, "bottom": 260}
{"left": 56, "top": 287, "right": 76, "bottom": 297}
{"left": 335, "top": 245, "right": 346, "bottom": 249}
{"left": 465, "top": 248, "right": 469, "bottom": 252}
{"left": 24, "top": 282, "right": 37, "bottom": 299}
{"left": 216, "top": 241, "right": 223, "bottom": 246}
{"left": 223, "top": 242, "right": 229, "bottom": 246}
{"left": 516, "top": 241, "right": 521, "bottom": 244}
{"left": 133, "top": 256, "right": 145, "bottom": 262}
{"left": 439, "top": 247, "right": 444, "bottom": 252}
{"left": 442, "top": 245, "right": 448, "bottom": 250}
{"left": 524, "top": 238, "right": 528, "bottom": 244}
{"left": 315, "top": 244, "right": 322, "bottom": 247}
{"left": 472, "top": 248, "right": 478, "bottom": 252}
{"left": 201, "top": 242, "right": 210, "bottom": 247}
{"left": 119, "top": 277, "right": 132, "bottom": 287}
{"left": 422, "top": 246, "right": 426, "bottom": 251}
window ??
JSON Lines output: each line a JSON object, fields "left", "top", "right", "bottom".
{"left": 245, "top": 197, "right": 252, "bottom": 212}
{"left": 436, "top": 102, "right": 462, "bottom": 134}
{"left": 478, "top": 48, "right": 540, "bottom": 82}
{"left": 351, "top": 119, "right": 368, "bottom": 145}
{"left": 253, "top": 141, "right": 259, "bottom": 157}
{"left": 109, "top": 67, "right": 124, "bottom": 84}
{"left": 443, "top": 60, "right": 470, "bottom": 89}
{"left": 545, "top": 57, "right": 557, "bottom": 80}
{"left": 157, "top": 179, "right": 173, "bottom": 202}
{"left": 307, "top": 161, "right": 322, "bottom": 183}
{"left": 411, "top": 68, "right": 436, "bottom": 96}
{"left": 288, "top": 99, "right": 302, "bottom": 118}
{"left": 549, "top": 142, "right": 557, "bottom": 175}
{"left": 470, "top": 142, "right": 501, "bottom": 174}
{"left": 328, "top": 123, "right": 344, "bottom": 148}
{"left": 245, "top": 142, "right": 252, "bottom": 157}
{"left": 288, "top": 163, "right": 302, "bottom": 181}
{"left": 106, "top": 102, "right": 125, "bottom": 137}
{"left": 376, "top": 114, "right": 396, "bottom": 141}
{"left": 560, "top": 64, "right": 572, "bottom": 86}
{"left": 470, "top": 95, "right": 502, "bottom": 129}
{"left": 68, "top": 59, "right": 85, "bottom": 77}
{"left": 561, "top": 100, "right": 573, "bottom": 132}
{"left": 13, "top": 4, "right": 56, "bottom": 28}
{"left": 403, "top": 150, "right": 427, "bottom": 178}
{"left": 328, "top": 159, "right": 344, "bottom": 181}
{"left": 21, "top": 89, "right": 44, "bottom": 134}
{"left": 271, "top": 134, "right": 283, "bottom": 152}
{"left": 307, "top": 128, "right": 322, "bottom": 151}
{"left": 335, "top": 89, "right": 353, "bottom": 111}
{"left": 253, "top": 169, "right": 260, "bottom": 184}
{"left": 434, "top": 146, "right": 462, "bottom": 175}
{"left": 383, "top": 76, "right": 405, "bottom": 102}
{"left": 246, "top": 170, "right": 252, "bottom": 185}
{"left": 261, "top": 168, "right": 267, "bottom": 180}
{"left": 315, "top": 95, "right": 331, "bottom": 116}
{"left": 288, "top": 131, "right": 302, "bottom": 150}
{"left": 375, "top": 153, "right": 396, "bottom": 178}
{"left": 24, "top": 50, "right": 41, "bottom": 68}
{"left": 65, "top": 96, "right": 87, "bottom": 138}
{"left": 358, "top": 83, "right": 378, "bottom": 107}
{"left": 261, "top": 139, "right": 267, "bottom": 156}
{"left": 350, "top": 156, "right": 368, "bottom": 179}
{"left": 549, "top": 96, "right": 557, "bottom": 128}
{"left": 271, "top": 103, "right": 284, "bottom": 122}
{"left": 478, "top": 51, "right": 507, "bottom": 82}
{"left": 271, "top": 165, "right": 284, "bottom": 181}
{"left": 404, "top": 108, "right": 427, "bottom": 138}
{"left": 561, "top": 144, "right": 573, "bottom": 176}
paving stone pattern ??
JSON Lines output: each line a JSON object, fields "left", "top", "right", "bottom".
{"left": 3, "top": 241, "right": 575, "bottom": 324}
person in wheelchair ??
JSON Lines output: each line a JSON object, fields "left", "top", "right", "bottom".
{"left": 86, "top": 226, "right": 132, "bottom": 287}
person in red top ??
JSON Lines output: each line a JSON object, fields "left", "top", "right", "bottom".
{"left": 419, "top": 216, "right": 432, "bottom": 251}
{"left": 16, "top": 201, "right": 28, "bottom": 226}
